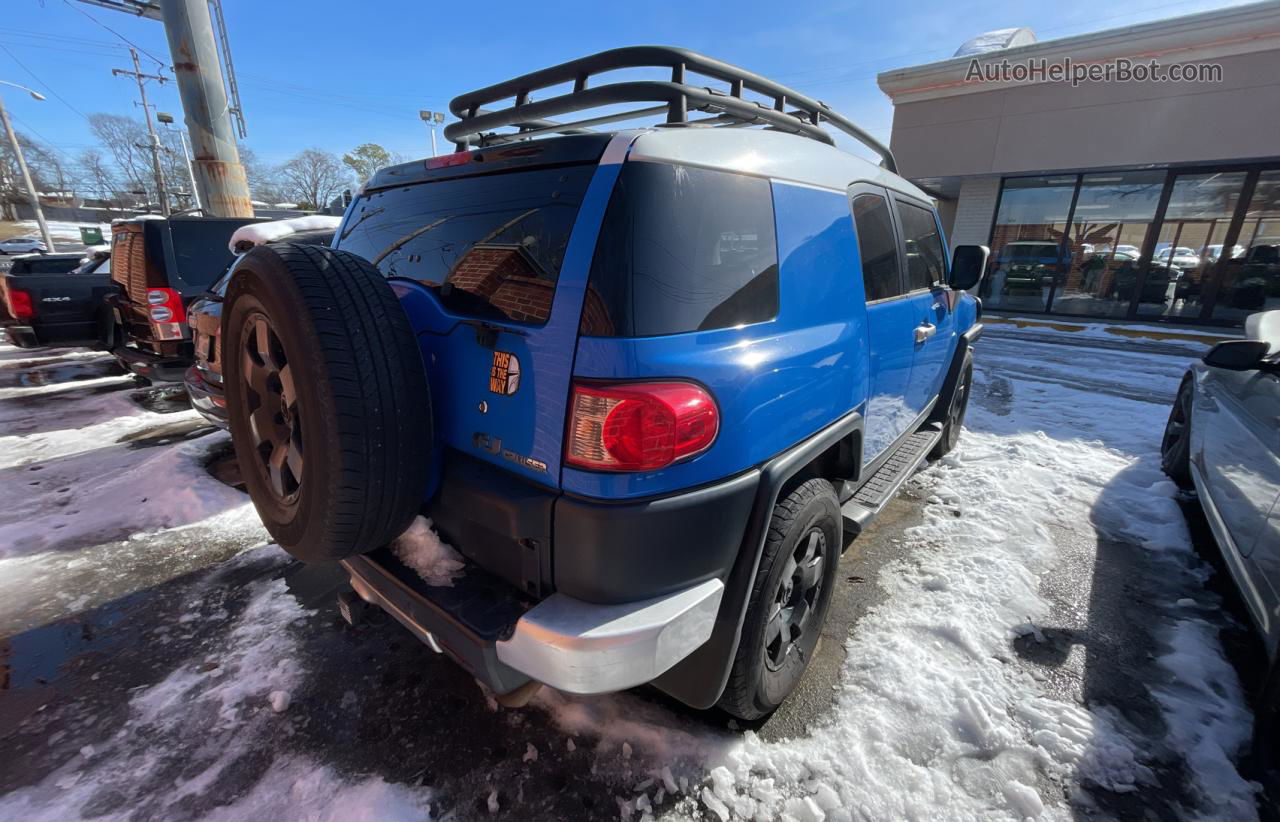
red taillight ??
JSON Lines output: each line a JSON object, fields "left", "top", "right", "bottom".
{"left": 425, "top": 152, "right": 471, "bottom": 170}
{"left": 566, "top": 381, "right": 719, "bottom": 472}
{"left": 146, "top": 288, "right": 186, "bottom": 340}
{"left": 6, "top": 288, "right": 34, "bottom": 321}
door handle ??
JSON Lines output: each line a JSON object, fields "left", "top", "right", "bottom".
{"left": 915, "top": 322, "right": 936, "bottom": 343}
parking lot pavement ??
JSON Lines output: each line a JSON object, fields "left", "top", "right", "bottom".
{"left": 0, "top": 334, "right": 1269, "bottom": 820}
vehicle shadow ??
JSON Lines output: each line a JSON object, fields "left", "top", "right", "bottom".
{"left": 1009, "top": 458, "right": 1265, "bottom": 819}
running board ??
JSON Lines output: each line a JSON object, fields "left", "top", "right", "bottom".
{"left": 841, "top": 423, "right": 941, "bottom": 535}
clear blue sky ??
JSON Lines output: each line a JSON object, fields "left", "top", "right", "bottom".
{"left": 0, "top": 0, "right": 1254, "bottom": 169}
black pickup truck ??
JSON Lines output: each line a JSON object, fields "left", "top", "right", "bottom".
{"left": 107, "top": 216, "right": 261, "bottom": 381}
{"left": 0, "top": 250, "right": 115, "bottom": 349}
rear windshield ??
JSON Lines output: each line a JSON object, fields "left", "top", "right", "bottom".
{"left": 167, "top": 220, "right": 248, "bottom": 292}
{"left": 10, "top": 257, "right": 81, "bottom": 276}
{"left": 337, "top": 165, "right": 596, "bottom": 325}
{"left": 581, "top": 161, "right": 778, "bottom": 337}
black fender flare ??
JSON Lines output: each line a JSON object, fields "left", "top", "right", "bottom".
{"left": 929, "top": 323, "right": 983, "bottom": 425}
{"left": 652, "top": 408, "right": 863, "bottom": 709}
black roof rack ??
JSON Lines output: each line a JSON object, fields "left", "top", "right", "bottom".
{"left": 444, "top": 46, "right": 897, "bottom": 173}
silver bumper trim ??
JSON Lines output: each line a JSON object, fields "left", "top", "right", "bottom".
{"left": 496, "top": 578, "right": 724, "bottom": 694}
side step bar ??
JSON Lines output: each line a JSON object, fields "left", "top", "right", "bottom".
{"left": 841, "top": 423, "right": 941, "bottom": 535}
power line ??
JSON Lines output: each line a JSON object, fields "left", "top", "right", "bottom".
{"left": 0, "top": 42, "right": 92, "bottom": 121}
{"left": 62, "top": 0, "right": 168, "bottom": 71}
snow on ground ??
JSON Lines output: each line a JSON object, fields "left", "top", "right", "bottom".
{"left": 0, "top": 330, "right": 1261, "bottom": 820}
{"left": 12, "top": 220, "right": 113, "bottom": 243}
{"left": 528, "top": 332, "right": 1258, "bottom": 820}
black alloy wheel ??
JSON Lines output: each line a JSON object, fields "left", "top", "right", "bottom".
{"left": 764, "top": 527, "right": 827, "bottom": 671}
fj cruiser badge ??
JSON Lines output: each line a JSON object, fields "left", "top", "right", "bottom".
{"left": 489, "top": 351, "right": 520, "bottom": 395}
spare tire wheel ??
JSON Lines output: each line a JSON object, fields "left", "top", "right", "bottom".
{"left": 223, "top": 243, "right": 432, "bottom": 562}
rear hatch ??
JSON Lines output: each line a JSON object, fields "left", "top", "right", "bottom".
{"left": 337, "top": 136, "right": 615, "bottom": 496}
{"left": 112, "top": 216, "right": 259, "bottom": 349}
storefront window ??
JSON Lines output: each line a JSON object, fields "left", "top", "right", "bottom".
{"left": 1136, "top": 172, "right": 1248, "bottom": 320}
{"left": 983, "top": 175, "right": 1077, "bottom": 312}
{"left": 1211, "top": 170, "right": 1280, "bottom": 322}
{"left": 1049, "top": 171, "right": 1164, "bottom": 318}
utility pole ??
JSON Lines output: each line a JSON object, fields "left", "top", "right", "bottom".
{"left": 112, "top": 48, "right": 169, "bottom": 217}
{"left": 160, "top": 0, "right": 252, "bottom": 217}
{"left": 0, "top": 81, "right": 54, "bottom": 251}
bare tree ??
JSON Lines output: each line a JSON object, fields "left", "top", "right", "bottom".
{"left": 0, "top": 131, "right": 71, "bottom": 218}
{"left": 73, "top": 148, "right": 126, "bottom": 208}
{"left": 87, "top": 113, "right": 157, "bottom": 205}
{"left": 239, "top": 145, "right": 288, "bottom": 205}
{"left": 279, "top": 148, "right": 348, "bottom": 210}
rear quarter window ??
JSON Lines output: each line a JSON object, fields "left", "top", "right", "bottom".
{"left": 581, "top": 161, "right": 778, "bottom": 337}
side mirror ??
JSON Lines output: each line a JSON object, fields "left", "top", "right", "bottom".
{"left": 1203, "top": 340, "right": 1269, "bottom": 371}
{"left": 950, "top": 245, "right": 989, "bottom": 291}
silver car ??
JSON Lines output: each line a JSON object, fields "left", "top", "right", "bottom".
{"left": 1162, "top": 309, "right": 1280, "bottom": 761}
{"left": 0, "top": 236, "right": 48, "bottom": 255}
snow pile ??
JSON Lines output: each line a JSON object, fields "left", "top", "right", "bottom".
{"left": 1152, "top": 620, "right": 1258, "bottom": 817}
{"left": 201, "top": 757, "right": 433, "bottom": 822}
{"left": 693, "top": 430, "right": 1160, "bottom": 820}
{"left": 392, "top": 515, "right": 465, "bottom": 586}
{"left": 228, "top": 215, "right": 341, "bottom": 253}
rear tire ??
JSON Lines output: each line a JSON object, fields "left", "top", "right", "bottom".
{"left": 1161, "top": 377, "right": 1194, "bottom": 489}
{"left": 718, "top": 478, "right": 841, "bottom": 720}
{"left": 223, "top": 243, "right": 432, "bottom": 562}
{"left": 931, "top": 349, "right": 974, "bottom": 459}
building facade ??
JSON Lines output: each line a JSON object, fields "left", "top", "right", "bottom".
{"left": 877, "top": 1, "right": 1280, "bottom": 327}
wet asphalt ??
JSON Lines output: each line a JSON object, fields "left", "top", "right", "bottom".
{"left": 0, "top": 331, "right": 1272, "bottom": 820}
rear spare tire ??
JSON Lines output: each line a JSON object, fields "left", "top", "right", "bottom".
{"left": 223, "top": 243, "right": 431, "bottom": 562}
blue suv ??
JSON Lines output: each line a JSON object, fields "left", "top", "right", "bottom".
{"left": 219, "top": 47, "right": 989, "bottom": 719}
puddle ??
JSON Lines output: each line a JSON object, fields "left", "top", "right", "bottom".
{"left": 0, "top": 360, "right": 125, "bottom": 389}
{"left": 129, "top": 384, "right": 192, "bottom": 415}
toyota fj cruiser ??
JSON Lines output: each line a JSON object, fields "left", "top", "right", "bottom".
{"left": 221, "top": 47, "right": 988, "bottom": 718}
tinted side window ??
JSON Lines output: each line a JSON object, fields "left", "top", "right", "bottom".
{"left": 897, "top": 201, "right": 945, "bottom": 291}
{"left": 851, "top": 194, "right": 902, "bottom": 301}
{"left": 582, "top": 162, "right": 778, "bottom": 337}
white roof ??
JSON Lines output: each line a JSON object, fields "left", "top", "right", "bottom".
{"left": 627, "top": 128, "right": 929, "bottom": 200}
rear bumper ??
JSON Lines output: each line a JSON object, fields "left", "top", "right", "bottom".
{"left": 112, "top": 345, "right": 190, "bottom": 382}
{"left": 342, "top": 547, "right": 724, "bottom": 696}
{"left": 183, "top": 366, "right": 228, "bottom": 428}
{"left": 497, "top": 578, "right": 724, "bottom": 694}
{"left": 3, "top": 325, "right": 40, "bottom": 348}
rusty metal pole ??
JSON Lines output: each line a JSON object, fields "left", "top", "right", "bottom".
{"left": 159, "top": 0, "right": 252, "bottom": 217}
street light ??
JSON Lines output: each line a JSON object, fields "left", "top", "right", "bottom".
{"left": 157, "top": 111, "right": 201, "bottom": 211}
{"left": 0, "top": 80, "right": 54, "bottom": 252}
{"left": 419, "top": 109, "right": 446, "bottom": 157}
